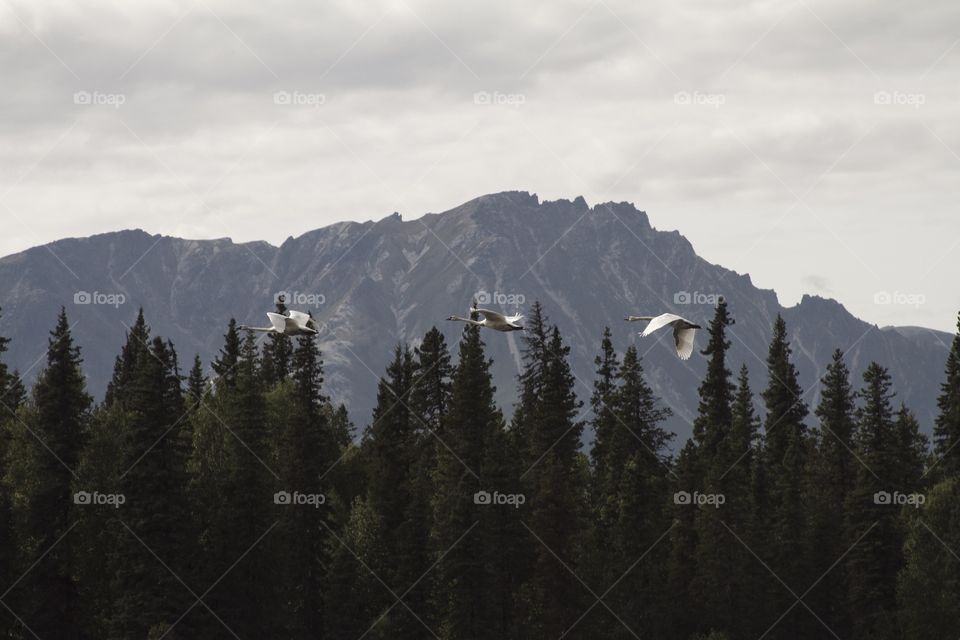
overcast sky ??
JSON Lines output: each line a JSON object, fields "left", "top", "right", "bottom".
{"left": 2, "top": 0, "right": 958, "bottom": 331}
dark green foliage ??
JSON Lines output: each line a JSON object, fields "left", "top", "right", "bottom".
{"left": 845, "top": 363, "right": 924, "bottom": 640}
{"left": 516, "top": 310, "right": 587, "bottom": 638}
{"left": 933, "top": 312, "right": 960, "bottom": 479}
{"left": 109, "top": 334, "right": 196, "bottom": 639}
{"left": 0, "top": 302, "right": 957, "bottom": 640}
{"left": 186, "top": 354, "right": 206, "bottom": 407}
{"left": 759, "top": 314, "right": 813, "bottom": 640}
{"left": 897, "top": 478, "right": 960, "bottom": 639}
{"left": 806, "top": 349, "right": 858, "bottom": 638}
{"left": 261, "top": 298, "right": 293, "bottom": 386}
{"left": 431, "top": 321, "right": 521, "bottom": 639}
{"left": 211, "top": 318, "right": 242, "bottom": 389}
{"left": 3, "top": 308, "right": 91, "bottom": 637}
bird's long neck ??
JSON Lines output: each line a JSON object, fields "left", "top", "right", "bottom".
{"left": 626, "top": 315, "right": 654, "bottom": 322}
{"left": 452, "top": 315, "right": 483, "bottom": 326}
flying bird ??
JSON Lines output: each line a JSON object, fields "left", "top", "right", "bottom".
{"left": 447, "top": 307, "right": 524, "bottom": 332}
{"left": 625, "top": 313, "right": 701, "bottom": 360}
{"left": 240, "top": 310, "right": 318, "bottom": 336}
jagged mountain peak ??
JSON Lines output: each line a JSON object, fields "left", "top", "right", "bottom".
{"left": 0, "top": 192, "right": 951, "bottom": 443}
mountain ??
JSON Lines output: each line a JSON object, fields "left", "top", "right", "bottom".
{"left": 0, "top": 191, "right": 951, "bottom": 443}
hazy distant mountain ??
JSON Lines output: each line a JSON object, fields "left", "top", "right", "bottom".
{"left": 0, "top": 192, "right": 951, "bottom": 443}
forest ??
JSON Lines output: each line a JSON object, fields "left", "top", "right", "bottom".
{"left": 0, "top": 299, "right": 958, "bottom": 640}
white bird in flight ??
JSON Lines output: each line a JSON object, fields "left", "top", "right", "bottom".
{"left": 240, "top": 310, "right": 318, "bottom": 336}
{"left": 447, "top": 307, "right": 524, "bottom": 332}
{"left": 625, "top": 313, "right": 701, "bottom": 360}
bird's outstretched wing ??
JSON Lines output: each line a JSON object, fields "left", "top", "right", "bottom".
{"left": 674, "top": 326, "right": 696, "bottom": 360}
{"left": 287, "top": 310, "right": 312, "bottom": 324}
{"left": 267, "top": 312, "right": 286, "bottom": 332}
{"left": 472, "top": 308, "right": 508, "bottom": 323}
{"left": 641, "top": 313, "right": 684, "bottom": 336}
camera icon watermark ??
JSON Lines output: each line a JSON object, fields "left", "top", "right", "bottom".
{"left": 73, "top": 90, "right": 126, "bottom": 109}
{"left": 475, "top": 290, "right": 525, "bottom": 306}
{"left": 274, "top": 290, "right": 325, "bottom": 308}
{"left": 674, "top": 90, "right": 725, "bottom": 108}
{"left": 873, "top": 291, "right": 925, "bottom": 308}
{"left": 274, "top": 490, "right": 326, "bottom": 508}
{"left": 473, "top": 91, "right": 526, "bottom": 108}
{"left": 674, "top": 291, "right": 723, "bottom": 306}
{"left": 74, "top": 490, "right": 126, "bottom": 508}
{"left": 873, "top": 90, "right": 925, "bottom": 108}
{"left": 473, "top": 490, "right": 525, "bottom": 509}
{"left": 74, "top": 291, "right": 126, "bottom": 308}
{"left": 674, "top": 490, "right": 725, "bottom": 508}
{"left": 873, "top": 490, "right": 925, "bottom": 509}
{"left": 273, "top": 90, "right": 326, "bottom": 108}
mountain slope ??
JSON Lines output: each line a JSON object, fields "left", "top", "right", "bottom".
{"left": 0, "top": 192, "right": 951, "bottom": 442}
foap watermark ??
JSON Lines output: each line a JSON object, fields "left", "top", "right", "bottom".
{"left": 74, "top": 291, "right": 126, "bottom": 308}
{"left": 474, "top": 490, "right": 526, "bottom": 509}
{"left": 874, "top": 490, "right": 925, "bottom": 509}
{"left": 674, "top": 90, "right": 725, "bottom": 108}
{"left": 74, "top": 490, "right": 126, "bottom": 508}
{"left": 674, "top": 291, "right": 723, "bottom": 306}
{"left": 73, "top": 90, "right": 126, "bottom": 109}
{"left": 873, "top": 90, "right": 925, "bottom": 109}
{"left": 674, "top": 490, "right": 725, "bottom": 509}
{"left": 873, "top": 291, "right": 925, "bottom": 308}
{"left": 274, "top": 490, "right": 326, "bottom": 508}
{"left": 275, "top": 290, "right": 325, "bottom": 307}
{"left": 473, "top": 91, "right": 526, "bottom": 108}
{"left": 475, "top": 290, "right": 525, "bottom": 306}
{"left": 273, "top": 90, "right": 326, "bottom": 108}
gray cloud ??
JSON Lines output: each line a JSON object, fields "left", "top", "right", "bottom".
{"left": 1, "top": 0, "right": 958, "bottom": 331}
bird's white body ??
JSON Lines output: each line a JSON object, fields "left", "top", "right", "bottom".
{"left": 447, "top": 307, "right": 524, "bottom": 332}
{"left": 625, "top": 313, "right": 700, "bottom": 360}
{"left": 240, "top": 310, "right": 318, "bottom": 336}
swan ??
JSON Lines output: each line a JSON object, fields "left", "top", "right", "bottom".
{"left": 625, "top": 313, "right": 700, "bottom": 360}
{"left": 447, "top": 307, "right": 524, "bottom": 332}
{"left": 240, "top": 309, "right": 318, "bottom": 336}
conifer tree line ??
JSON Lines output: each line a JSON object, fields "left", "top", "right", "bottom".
{"left": 0, "top": 299, "right": 958, "bottom": 639}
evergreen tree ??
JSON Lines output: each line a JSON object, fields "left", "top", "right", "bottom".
{"left": 109, "top": 335, "right": 195, "bottom": 638}
{"left": 3, "top": 308, "right": 91, "bottom": 637}
{"left": 932, "top": 311, "right": 960, "bottom": 480}
{"left": 603, "top": 345, "right": 673, "bottom": 638}
{"left": 192, "top": 329, "right": 276, "bottom": 635}
{"left": 405, "top": 327, "right": 454, "bottom": 630}
{"left": 104, "top": 308, "right": 150, "bottom": 407}
{"left": 692, "top": 300, "right": 735, "bottom": 456}
{"left": 689, "top": 302, "right": 744, "bottom": 638}
{"left": 724, "top": 364, "right": 764, "bottom": 637}
{"left": 431, "top": 321, "right": 520, "bottom": 639}
{"left": 519, "top": 323, "right": 587, "bottom": 637}
{"left": 211, "top": 318, "right": 242, "bottom": 389}
{"left": 586, "top": 327, "right": 621, "bottom": 639}
{"left": 0, "top": 310, "right": 17, "bottom": 638}
{"left": 411, "top": 327, "right": 453, "bottom": 433}
{"left": 806, "top": 349, "right": 858, "bottom": 638}
{"left": 362, "top": 343, "right": 427, "bottom": 636}
{"left": 73, "top": 403, "right": 131, "bottom": 638}
{"left": 186, "top": 354, "right": 207, "bottom": 408}
{"left": 324, "top": 497, "right": 388, "bottom": 638}
{"left": 3, "top": 370, "right": 26, "bottom": 412}
{"left": 897, "top": 477, "right": 960, "bottom": 638}
{"left": 759, "top": 314, "right": 811, "bottom": 640}
{"left": 271, "top": 329, "right": 333, "bottom": 638}
{"left": 261, "top": 298, "right": 293, "bottom": 387}
{"left": 846, "top": 363, "right": 910, "bottom": 640}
